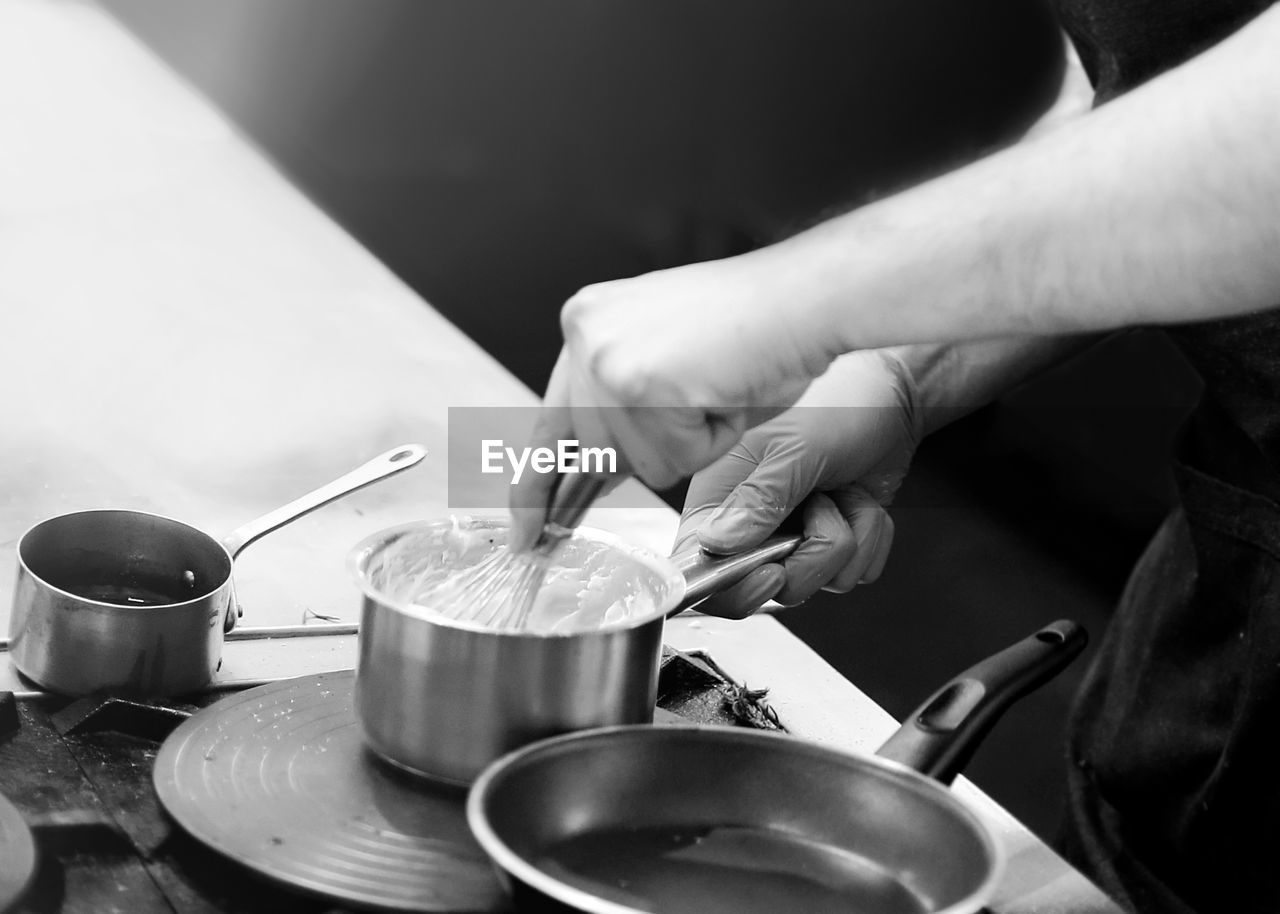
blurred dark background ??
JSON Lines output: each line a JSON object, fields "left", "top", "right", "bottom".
{"left": 100, "top": 0, "right": 1202, "bottom": 843}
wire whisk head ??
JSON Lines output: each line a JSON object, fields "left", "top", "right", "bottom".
{"left": 413, "top": 546, "right": 552, "bottom": 631}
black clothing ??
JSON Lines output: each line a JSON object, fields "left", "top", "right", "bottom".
{"left": 1054, "top": 0, "right": 1273, "bottom": 102}
{"left": 1046, "top": 1, "right": 1280, "bottom": 911}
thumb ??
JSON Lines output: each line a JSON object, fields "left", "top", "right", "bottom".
{"left": 697, "top": 438, "right": 815, "bottom": 554}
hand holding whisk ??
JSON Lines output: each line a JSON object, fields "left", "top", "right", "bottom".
{"left": 419, "top": 472, "right": 608, "bottom": 631}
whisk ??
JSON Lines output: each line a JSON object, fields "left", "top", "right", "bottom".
{"left": 424, "top": 473, "right": 607, "bottom": 631}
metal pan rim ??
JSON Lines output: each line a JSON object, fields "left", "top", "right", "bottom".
{"left": 348, "top": 518, "right": 687, "bottom": 638}
{"left": 466, "top": 723, "right": 1006, "bottom": 914}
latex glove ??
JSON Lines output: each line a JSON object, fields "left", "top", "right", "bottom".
{"left": 509, "top": 256, "right": 837, "bottom": 551}
{"left": 673, "top": 349, "right": 922, "bottom": 617}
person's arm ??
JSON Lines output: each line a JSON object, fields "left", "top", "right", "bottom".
{"left": 514, "top": 12, "right": 1279, "bottom": 539}
{"left": 875, "top": 34, "right": 1100, "bottom": 436}
{"left": 672, "top": 333, "right": 1103, "bottom": 616}
{"left": 765, "top": 7, "right": 1280, "bottom": 361}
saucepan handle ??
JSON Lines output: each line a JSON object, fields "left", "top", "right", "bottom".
{"left": 219, "top": 444, "right": 427, "bottom": 632}
{"left": 670, "top": 534, "right": 803, "bottom": 616}
{"left": 221, "top": 445, "right": 428, "bottom": 559}
{"left": 875, "top": 619, "right": 1087, "bottom": 784}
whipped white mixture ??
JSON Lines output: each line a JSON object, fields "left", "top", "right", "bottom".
{"left": 366, "top": 518, "right": 676, "bottom": 634}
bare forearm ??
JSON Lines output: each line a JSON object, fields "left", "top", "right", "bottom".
{"left": 755, "top": 7, "right": 1280, "bottom": 356}
{"left": 876, "top": 38, "right": 1098, "bottom": 436}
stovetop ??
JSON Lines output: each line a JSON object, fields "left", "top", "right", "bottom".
{"left": 0, "top": 690, "right": 320, "bottom": 914}
{"left": 0, "top": 649, "right": 780, "bottom": 913}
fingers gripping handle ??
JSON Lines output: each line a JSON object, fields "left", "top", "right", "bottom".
{"left": 875, "top": 620, "right": 1088, "bottom": 784}
{"left": 671, "top": 534, "right": 803, "bottom": 616}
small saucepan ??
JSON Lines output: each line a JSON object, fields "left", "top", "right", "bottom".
{"left": 467, "top": 620, "right": 1087, "bottom": 914}
{"left": 7, "top": 444, "right": 426, "bottom": 697}
{"left": 349, "top": 517, "right": 800, "bottom": 785}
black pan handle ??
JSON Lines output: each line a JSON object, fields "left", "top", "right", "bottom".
{"left": 875, "top": 619, "right": 1087, "bottom": 785}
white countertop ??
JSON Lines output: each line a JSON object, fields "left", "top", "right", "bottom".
{"left": 0, "top": 2, "right": 1120, "bottom": 911}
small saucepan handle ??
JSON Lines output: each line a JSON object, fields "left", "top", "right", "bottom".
{"left": 875, "top": 619, "right": 1087, "bottom": 784}
{"left": 219, "top": 444, "right": 427, "bottom": 632}
{"left": 221, "top": 445, "right": 428, "bottom": 560}
{"left": 670, "top": 534, "right": 803, "bottom": 616}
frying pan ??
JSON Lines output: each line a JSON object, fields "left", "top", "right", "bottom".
{"left": 7, "top": 444, "right": 425, "bottom": 697}
{"left": 467, "top": 620, "right": 1087, "bottom": 914}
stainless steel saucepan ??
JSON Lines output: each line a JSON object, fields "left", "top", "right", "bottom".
{"left": 349, "top": 516, "right": 800, "bottom": 785}
{"left": 7, "top": 444, "right": 426, "bottom": 697}
{"left": 467, "top": 620, "right": 1087, "bottom": 914}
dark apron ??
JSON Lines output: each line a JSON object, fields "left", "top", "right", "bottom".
{"left": 1043, "top": 1, "right": 1280, "bottom": 909}
{"left": 1061, "top": 399, "right": 1280, "bottom": 913}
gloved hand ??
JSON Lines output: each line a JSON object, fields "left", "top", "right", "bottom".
{"left": 509, "top": 255, "right": 840, "bottom": 551}
{"left": 673, "top": 349, "right": 923, "bottom": 617}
